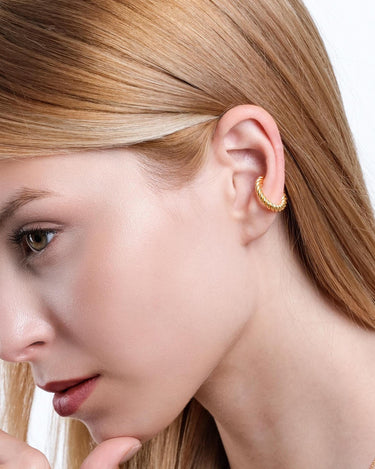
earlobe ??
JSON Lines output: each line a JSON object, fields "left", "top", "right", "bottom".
{"left": 211, "top": 104, "right": 287, "bottom": 245}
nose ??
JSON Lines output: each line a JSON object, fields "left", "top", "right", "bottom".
{"left": 0, "top": 269, "right": 54, "bottom": 363}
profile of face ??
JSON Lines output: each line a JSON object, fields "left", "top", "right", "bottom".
{"left": 0, "top": 141, "right": 256, "bottom": 443}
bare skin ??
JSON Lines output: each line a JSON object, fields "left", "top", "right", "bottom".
{"left": 195, "top": 216, "right": 375, "bottom": 469}
{"left": 0, "top": 105, "right": 374, "bottom": 467}
{"left": 0, "top": 430, "right": 141, "bottom": 468}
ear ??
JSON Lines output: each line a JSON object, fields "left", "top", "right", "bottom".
{"left": 210, "top": 104, "right": 286, "bottom": 245}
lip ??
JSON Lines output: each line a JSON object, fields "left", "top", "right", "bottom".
{"left": 39, "top": 375, "right": 100, "bottom": 393}
{"left": 39, "top": 375, "right": 100, "bottom": 417}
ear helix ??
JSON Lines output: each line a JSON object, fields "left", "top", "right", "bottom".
{"left": 255, "top": 176, "right": 287, "bottom": 212}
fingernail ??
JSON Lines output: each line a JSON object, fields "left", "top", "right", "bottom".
{"left": 119, "top": 443, "right": 142, "bottom": 464}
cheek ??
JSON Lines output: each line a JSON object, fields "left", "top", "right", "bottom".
{"left": 71, "top": 208, "right": 221, "bottom": 371}
{"left": 74, "top": 195, "right": 248, "bottom": 372}
{"left": 57, "top": 195, "right": 250, "bottom": 440}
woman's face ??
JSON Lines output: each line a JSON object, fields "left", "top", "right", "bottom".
{"left": 0, "top": 149, "right": 252, "bottom": 443}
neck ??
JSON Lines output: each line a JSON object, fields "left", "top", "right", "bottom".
{"left": 195, "top": 228, "right": 375, "bottom": 469}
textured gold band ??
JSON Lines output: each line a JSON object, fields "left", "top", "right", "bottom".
{"left": 255, "top": 176, "right": 288, "bottom": 212}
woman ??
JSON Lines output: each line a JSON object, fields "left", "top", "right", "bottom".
{"left": 0, "top": 0, "right": 374, "bottom": 468}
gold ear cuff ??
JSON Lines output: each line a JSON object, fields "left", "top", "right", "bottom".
{"left": 255, "top": 176, "right": 287, "bottom": 212}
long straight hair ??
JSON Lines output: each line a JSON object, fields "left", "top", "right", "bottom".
{"left": 0, "top": 1, "right": 374, "bottom": 467}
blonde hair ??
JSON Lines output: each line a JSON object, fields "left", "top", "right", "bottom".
{"left": 1, "top": 0, "right": 374, "bottom": 467}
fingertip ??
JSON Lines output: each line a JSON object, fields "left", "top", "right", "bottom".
{"left": 119, "top": 442, "right": 142, "bottom": 464}
{"left": 80, "top": 437, "right": 142, "bottom": 469}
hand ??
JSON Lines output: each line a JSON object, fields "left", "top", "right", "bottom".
{"left": 0, "top": 429, "right": 50, "bottom": 468}
{"left": 80, "top": 437, "right": 142, "bottom": 469}
{"left": 0, "top": 429, "right": 142, "bottom": 469}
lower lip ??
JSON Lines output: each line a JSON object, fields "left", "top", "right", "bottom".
{"left": 53, "top": 376, "right": 100, "bottom": 417}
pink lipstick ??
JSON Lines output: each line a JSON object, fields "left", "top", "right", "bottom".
{"left": 44, "top": 375, "right": 100, "bottom": 417}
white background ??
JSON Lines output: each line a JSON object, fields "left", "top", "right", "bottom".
{"left": 27, "top": 0, "right": 375, "bottom": 466}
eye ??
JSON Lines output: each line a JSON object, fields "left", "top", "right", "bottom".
{"left": 24, "top": 230, "right": 56, "bottom": 253}
{"left": 9, "top": 227, "right": 58, "bottom": 258}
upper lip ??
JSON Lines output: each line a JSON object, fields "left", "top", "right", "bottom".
{"left": 37, "top": 375, "right": 99, "bottom": 393}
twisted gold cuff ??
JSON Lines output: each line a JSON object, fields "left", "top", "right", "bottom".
{"left": 255, "top": 176, "right": 287, "bottom": 212}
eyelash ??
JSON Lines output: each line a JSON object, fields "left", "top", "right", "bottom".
{"left": 8, "top": 225, "right": 58, "bottom": 262}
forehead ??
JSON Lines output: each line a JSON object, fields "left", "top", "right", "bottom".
{"left": 0, "top": 151, "right": 156, "bottom": 226}
{"left": 0, "top": 150, "right": 143, "bottom": 192}
{"left": 0, "top": 149, "right": 207, "bottom": 229}
{"left": 0, "top": 149, "right": 197, "bottom": 224}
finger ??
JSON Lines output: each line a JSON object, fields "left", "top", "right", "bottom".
{"left": 0, "top": 430, "right": 50, "bottom": 468}
{"left": 80, "top": 437, "right": 142, "bottom": 469}
{"left": 0, "top": 429, "right": 19, "bottom": 460}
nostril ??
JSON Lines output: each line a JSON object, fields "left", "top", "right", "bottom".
{"left": 0, "top": 317, "right": 54, "bottom": 362}
{"left": 11, "top": 341, "right": 48, "bottom": 362}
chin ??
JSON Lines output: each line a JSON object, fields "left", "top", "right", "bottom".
{"left": 81, "top": 418, "right": 159, "bottom": 445}
{"left": 78, "top": 400, "right": 188, "bottom": 445}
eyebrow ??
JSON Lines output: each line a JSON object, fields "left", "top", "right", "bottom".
{"left": 0, "top": 187, "right": 59, "bottom": 229}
